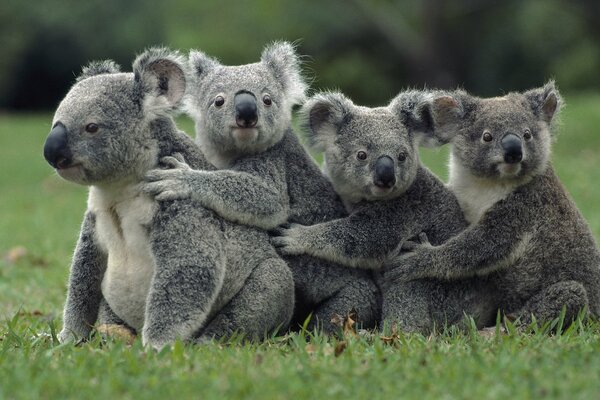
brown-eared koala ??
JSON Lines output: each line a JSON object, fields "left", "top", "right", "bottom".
{"left": 142, "top": 42, "right": 380, "bottom": 333}
{"left": 272, "top": 91, "right": 497, "bottom": 332}
{"left": 43, "top": 48, "right": 294, "bottom": 349}
{"left": 385, "top": 82, "right": 600, "bottom": 325}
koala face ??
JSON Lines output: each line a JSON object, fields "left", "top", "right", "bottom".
{"left": 301, "top": 92, "right": 430, "bottom": 204}
{"left": 47, "top": 74, "right": 145, "bottom": 184}
{"left": 43, "top": 50, "right": 186, "bottom": 185}
{"left": 429, "top": 82, "right": 560, "bottom": 182}
{"left": 185, "top": 42, "right": 307, "bottom": 163}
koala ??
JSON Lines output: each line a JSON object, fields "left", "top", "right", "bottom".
{"left": 43, "top": 48, "right": 294, "bottom": 349}
{"left": 385, "top": 82, "right": 600, "bottom": 325}
{"left": 143, "top": 42, "right": 380, "bottom": 333}
{"left": 271, "top": 91, "right": 497, "bottom": 332}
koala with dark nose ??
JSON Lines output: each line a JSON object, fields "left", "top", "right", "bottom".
{"left": 143, "top": 43, "right": 380, "bottom": 333}
{"left": 386, "top": 82, "right": 600, "bottom": 325}
{"left": 44, "top": 48, "right": 294, "bottom": 349}
{"left": 272, "top": 91, "right": 497, "bottom": 332}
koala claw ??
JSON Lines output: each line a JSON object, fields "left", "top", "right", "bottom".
{"left": 142, "top": 172, "right": 192, "bottom": 201}
{"left": 271, "top": 236, "right": 301, "bottom": 255}
{"left": 160, "top": 154, "right": 191, "bottom": 171}
{"left": 58, "top": 329, "right": 76, "bottom": 344}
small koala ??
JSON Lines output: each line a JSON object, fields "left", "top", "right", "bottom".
{"left": 43, "top": 48, "right": 294, "bottom": 349}
{"left": 385, "top": 82, "right": 600, "bottom": 325}
{"left": 143, "top": 42, "right": 380, "bottom": 332}
{"left": 272, "top": 91, "right": 497, "bottom": 332}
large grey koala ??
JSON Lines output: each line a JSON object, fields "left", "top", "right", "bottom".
{"left": 385, "top": 82, "right": 600, "bottom": 325}
{"left": 43, "top": 48, "right": 294, "bottom": 349}
{"left": 272, "top": 91, "right": 497, "bottom": 332}
{"left": 143, "top": 42, "right": 380, "bottom": 332}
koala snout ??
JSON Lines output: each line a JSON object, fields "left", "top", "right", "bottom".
{"left": 501, "top": 133, "right": 523, "bottom": 164}
{"left": 234, "top": 91, "right": 258, "bottom": 128}
{"left": 44, "top": 122, "right": 73, "bottom": 169}
{"left": 373, "top": 155, "right": 396, "bottom": 188}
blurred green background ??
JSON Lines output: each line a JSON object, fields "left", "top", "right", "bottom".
{"left": 1, "top": 0, "right": 599, "bottom": 110}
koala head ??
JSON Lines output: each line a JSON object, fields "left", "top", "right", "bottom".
{"left": 426, "top": 81, "right": 561, "bottom": 182}
{"left": 43, "top": 48, "right": 186, "bottom": 186}
{"left": 300, "top": 91, "right": 433, "bottom": 204}
{"left": 185, "top": 42, "right": 307, "bottom": 164}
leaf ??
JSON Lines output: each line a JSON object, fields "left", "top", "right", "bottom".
{"left": 380, "top": 323, "right": 400, "bottom": 345}
{"left": 334, "top": 341, "right": 347, "bottom": 357}
{"left": 330, "top": 309, "right": 358, "bottom": 337}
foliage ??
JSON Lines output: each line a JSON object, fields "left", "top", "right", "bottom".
{"left": 1, "top": 0, "right": 599, "bottom": 109}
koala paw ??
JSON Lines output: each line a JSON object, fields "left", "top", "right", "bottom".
{"left": 143, "top": 168, "right": 193, "bottom": 202}
{"left": 58, "top": 329, "right": 76, "bottom": 344}
{"left": 271, "top": 223, "right": 309, "bottom": 255}
{"left": 160, "top": 153, "right": 192, "bottom": 171}
{"left": 141, "top": 331, "right": 171, "bottom": 352}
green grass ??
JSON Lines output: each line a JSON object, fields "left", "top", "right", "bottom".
{"left": 1, "top": 93, "right": 600, "bottom": 399}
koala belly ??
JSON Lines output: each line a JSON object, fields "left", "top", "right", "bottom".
{"left": 92, "top": 190, "right": 158, "bottom": 332}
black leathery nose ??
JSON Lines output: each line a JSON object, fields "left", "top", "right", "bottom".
{"left": 501, "top": 133, "right": 523, "bottom": 164}
{"left": 43, "top": 122, "right": 72, "bottom": 168}
{"left": 374, "top": 155, "right": 396, "bottom": 188}
{"left": 234, "top": 91, "right": 258, "bottom": 128}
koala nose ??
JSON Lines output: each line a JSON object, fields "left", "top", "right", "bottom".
{"left": 373, "top": 155, "right": 396, "bottom": 189}
{"left": 501, "top": 133, "right": 523, "bottom": 164}
{"left": 234, "top": 91, "right": 258, "bottom": 128}
{"left": 43, "top": 122, "right": 73, "bottom": 169}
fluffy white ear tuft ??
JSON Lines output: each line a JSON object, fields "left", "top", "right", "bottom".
{"left": 133, "top": 47, "right": 187, "bottom": 115}
{"left": 525, "top": 80, "right": 563, "bottom": 125}
{"left": 261, "top": 41, "right": 308, "bottom": 106}
{"left": 299, "top": 91, "right": 352, "bottom": 152}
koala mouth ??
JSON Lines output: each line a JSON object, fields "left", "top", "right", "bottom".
{"left": 56, "top": 163, "right": 85, "bottom": 182}
{"left": 231, "top": 127, "right": 258, "bottom": 142}
{"left": 497, "top": 162, "right": 522, "bottom": 178}
{"left": 369, "top": 184, "right": 396, "bottom": 198}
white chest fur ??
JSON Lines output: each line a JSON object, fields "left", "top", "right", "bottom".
{"left": 448, "top": 154, "right": 522, "bottom": 225}
{"left": 88, "top": 184, "right": 158, "bottom": 331}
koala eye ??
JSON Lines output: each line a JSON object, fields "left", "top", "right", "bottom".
{"left": 356, "top": 151, "right": 368, "bottom": 161}
{"left": 85, "top": 123, "right": 99, "bottom": 133}
{"left": 214, "top": 96, "right": 225, "bottom": 107}
{"left": 262, "top": 94, "right": 272, "bottom": 106}
{"left": 398, "top": 152, "right": 407, "bottom": 163}
{"left": 524, "top": 129, "right": 532, "bottom": 141}
{"left": 482, "top": 131, "right": 493, "bottom": 142}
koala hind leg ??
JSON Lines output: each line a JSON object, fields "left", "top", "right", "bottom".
{"left": 198, "top": 257, "right": 295, "bottom": 341}
{"left": 310, "top": 278, "right": 380, "bottom": 334}
{"left": 382, "top": 280, "right": 435, "bottom": 334}
{"left": 511, "top": 280, "right": 589, "bottom": 326}
{"left": 383, "top": 278, "right": 498, "bottom": 334}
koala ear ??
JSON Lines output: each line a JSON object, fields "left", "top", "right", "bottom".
{"left": 133, "top": 47, "right": 187, "bottom": 113}
{"left": 391, "top": 91, "right": 437, "bottom": 147}
{"left": 76, "top": 60, "right": 121, "bottom": 82}
{"left": 300, "top": 92, "right": 352, "bottom": 152}
{"left": 525, "top": 81, "right": 562, "bottom": 124}
{"left": 188, "top": 49, "right": 221, "bottom": 82}
{"left": 261, "top": 41, "right": 307, "bottom": 105}
{"left": 416, "top": 94, "right": 465, "bottom": 147}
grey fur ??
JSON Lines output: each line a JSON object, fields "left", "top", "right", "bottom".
{"left": 277, "top": 91, "right": 495, "bottom": 332}
{"left": 385, "top": 82, "right": 600, "bottom": 325}
{"left": 48, "top": 48, "right": 293, "bottom": 349}
{"left": 143, "top": 42, "right": 379, "bottom": 332}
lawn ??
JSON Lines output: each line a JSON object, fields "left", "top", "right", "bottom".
{"left": 1, "top": 93, "right": 600, "bottom": 399}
